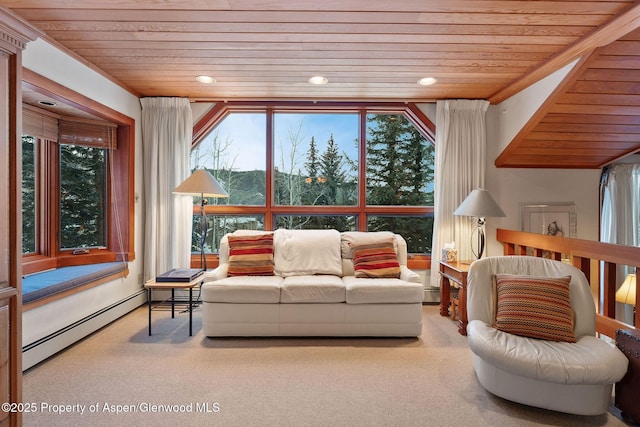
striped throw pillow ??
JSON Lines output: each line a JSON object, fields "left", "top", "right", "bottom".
{"left": 494, "top": 274, "right": 575, "bottom": 343}
{"left": 227, "top": 233, "right": 274, "bottom": 276}
{"left": 350, "top": 238, "right": 400, "bottom": 278}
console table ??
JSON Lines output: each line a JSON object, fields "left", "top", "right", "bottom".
{"left": 439, "top": 260, "right": 472, "bottom": 336}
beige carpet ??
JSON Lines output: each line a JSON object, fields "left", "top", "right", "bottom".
{"left": 22, "top": 304, "right": 628, "bottom": 427}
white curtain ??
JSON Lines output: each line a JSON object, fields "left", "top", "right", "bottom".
{"left": 430, "top": 99, "right": 489, "bottom": 287}
{"left": 600, "top": 163, "right": 640, "bottom": 321}
{"left": 601, "top": 163, "right": 640, "bottom": 247}
{"left": 141, "top": 97, "right": 193, "bottom": 280}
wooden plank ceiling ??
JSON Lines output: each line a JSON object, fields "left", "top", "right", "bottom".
{"left": 2, "top": 0, "right": 640, "bottom": 168}
{"left": 496, "top": 27, "right": 640, "bottom": 168}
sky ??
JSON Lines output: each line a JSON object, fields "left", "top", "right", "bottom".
{"left": 192, "top": 112, "right": 359, "bottom": 173}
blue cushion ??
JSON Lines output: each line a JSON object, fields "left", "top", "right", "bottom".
{"left": 23, "top": 262, "right": 127, "bottom": 304}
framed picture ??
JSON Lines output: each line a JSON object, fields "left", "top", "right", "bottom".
{"left": 520, "top": 202, "right": 577, "bottom": 238}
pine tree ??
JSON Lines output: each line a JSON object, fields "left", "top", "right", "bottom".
{"left": 366, "top": 115, "right": 403, "bottom": 205}
{"left": 305, "top": 136, "right": 319, "bottom": 179}
{"left": 401, "top": 120, "right": 434, "bottom": 206}
{"left": 366, "top": 115, "right": 433, "bottom": 206}
{"left": 319, "top": 133, "right": 347, "bottom": 205}
{"left": 366, "top": 114, "right": 434, "bottom": 250}
{"left": 22, "top": 136, "right": 36, "bottom": 253}
{"left": 318, "top": 134, "right": 350, "bottom": 229}
{"left": 59, "top": 144, "right": 106, "bottom": 248}
{"left": 301, "top": 136, "right": 321, "bottom": 206}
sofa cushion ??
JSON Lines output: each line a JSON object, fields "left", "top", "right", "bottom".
{"left": 349, "top": 238, "right": 401, "bottom": 278}
{"left": 281, "top": 275, "right": 346, "bottom": 303}
{"left": 341, "top": 231, "right": 398, "bottom": 259}
{"left": 227, "top": 233, "right": 274, "bottom": 276}
{"left": 343, "top": 276, "right": 423, "bottom": 304}
{"left": 494, "top": 274, "right": 576, "bottom": 343}
{"left": 201, "top": 276, "right": 283, "bottom": 303}
{"left": 274, "top": 229, "right": 342, "bottom": 277}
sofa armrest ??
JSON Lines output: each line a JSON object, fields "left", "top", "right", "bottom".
{"left": 400, "top": 265, "right": 421, "bottom": 283}
{"left": 203, "top": 264, "right": 228, "bottom": 283}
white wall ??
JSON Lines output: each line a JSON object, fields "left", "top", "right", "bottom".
{"left": 494, "top": 59, "right": 578, "bottom": 152}
{"left": 484, "top": 59, "right": 601, "bottom": 256}
{"left": 191, "top": 102, "right": 213, "bottom": 123}
{"left": 21, "top": 38, "right": 144, "bottom": 347}
{"left": 418, "top": 59, "right": 601, "bottom": 261}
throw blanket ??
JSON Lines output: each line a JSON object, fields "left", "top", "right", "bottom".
{"left": 274, "top": 229, "right": 343, "bottom": 277}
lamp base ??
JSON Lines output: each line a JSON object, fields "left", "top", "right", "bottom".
{"left": 471, "top": 219, "right": 486, "bottom": 260}
{"left": 200, "top": 197, "right": 208, "bottom": 271}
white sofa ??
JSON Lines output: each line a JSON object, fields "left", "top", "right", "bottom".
{"left": 201, "top": 229, "right": 424, "bottom": 337}
{"left": 466, "top": 256, "right": 629, "bottom": 416}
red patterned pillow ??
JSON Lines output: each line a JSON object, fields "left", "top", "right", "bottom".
{"left": 494, "top": 274, "right": 575, "bottom": 343}
{"left": 227, "top": 233, "right": 274, "bottom": 276}
{"left": 349, "top": 238, "right": 400, "bottom": 278}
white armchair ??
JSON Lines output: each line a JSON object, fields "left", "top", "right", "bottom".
{"left": 466, "top": 256, "right": 628, "bottom": 416}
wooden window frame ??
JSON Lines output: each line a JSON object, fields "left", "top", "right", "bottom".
{"left": 21, "top": 69, "right": 135, "bottom": 277}
{"left": 191, "top": 101, "right": 435, "bottom": 270}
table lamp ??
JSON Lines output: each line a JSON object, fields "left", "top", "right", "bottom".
{"left": 616, "top": 272, "right": 637, "bottom": 325}
{"left": 174, "top": 169, "right": 228, "bottom": 270}
{"left": 453, "top": 188, "right": 505, "bottom": 259}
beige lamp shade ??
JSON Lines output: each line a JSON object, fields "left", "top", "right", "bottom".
{"left": 616, "top": 273, "right": 637, "bottom": 305}
{"left": 452, "top": 188, "right": 505, "bottom": 259}
{"left": 173, "top": 169, "right": 229, "bottom": 197}
{"left": 453, "top": 189, "right": 506, "bottom": 219}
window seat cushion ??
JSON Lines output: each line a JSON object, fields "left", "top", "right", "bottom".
{"left": 22, "top": 262, "right": 127, "bottom": 304}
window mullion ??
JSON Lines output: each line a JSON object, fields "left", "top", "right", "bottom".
{"left": 265, "top": 107, "right": 274, "bottom": 230}
{"left": 358, "top": 108, "right": 367, "bottom": 231}
{"left": 37, "top": 138, "right": 47, "bottom": 256}
{"left": 49, "top": 139, "right": 60, "bottom": 259}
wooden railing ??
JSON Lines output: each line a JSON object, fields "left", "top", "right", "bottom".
{"left": 496, "top": 229, "right": 639, "bottom": 339}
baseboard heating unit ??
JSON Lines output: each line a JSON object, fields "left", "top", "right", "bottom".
{"left": 22, "top": 290, "right": 146, "bottom": 370}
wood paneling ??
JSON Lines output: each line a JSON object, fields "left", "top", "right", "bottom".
{"left": 0, "top": 0, "right": 635, "bottom": 103}
{"left": 0, "top": 305, "right": 8, "bottom": 426}
{"left": 0, "top": 9, "right": 40, "bottom": 427}
{"left": 497, "top": 27, "right": 640, "bottom": 168}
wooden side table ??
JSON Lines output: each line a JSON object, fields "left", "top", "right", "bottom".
{"left": 439, "top": 260, "right": 472, "bottom": 336}
{"left": 144, "top": 273, "right": 204, "bottom": 336}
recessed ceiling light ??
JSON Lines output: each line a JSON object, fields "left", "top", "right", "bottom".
{"left": 308, "top": 76, "right": 328, "bottom": 85}
{"left": 195, "top": 75, "right": 216, "bottom": 84}
{"left": 417, "top": 77, "right": 437, "bottom": 86}
{"left": 37, "top": 100, "right": 56, "bottom": 107}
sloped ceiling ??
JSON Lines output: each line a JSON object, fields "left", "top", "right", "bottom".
{"left": 496, "top": 28, "right": 640, "bottom": 168}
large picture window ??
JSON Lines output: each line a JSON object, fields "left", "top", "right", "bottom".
{"left": 190, "top": 102, "right": 435, "bottom": 267}
{"left": 21, "top": 115, "right": 115, "bottom": 272}
{"left": 21, "top": 71, "right": 135, "bottom": 278}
